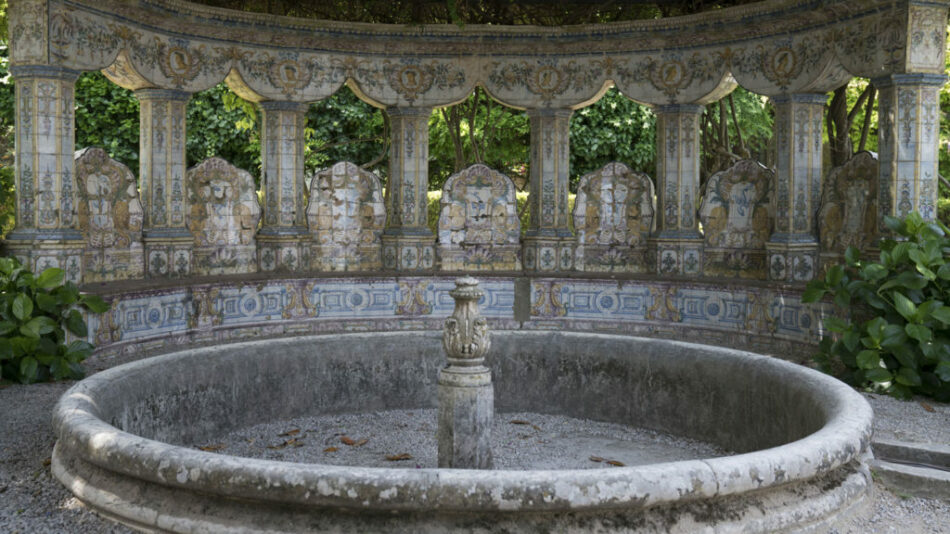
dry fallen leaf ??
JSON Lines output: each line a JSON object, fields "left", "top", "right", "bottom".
{"left": 42, "top": 458, "right": 51, "bottom": 467}
{"left": 509, "top": 420, "right": 531, "bottom": 425}
{"left": 606, "top": 460, "right": 625, "bottom": 467}
{"left": 198, "top": 444, "right": 226, "bottom": 452}
{"left": 355, "top": 438, "right": 369, "bottom": 447}
{"left": 920, "top": 402, "right": 936, "bottom": 413}
{"left": 589, "top": 456, "right": 605, "bottom": 463}
{"left": 279, "top": 429, "right": 301, "bottom": 437}
{"left": 324, "top": 447, "right": 339, "bottom": 453}
{"left": 385, "top": 453, "right": 413, "bottom": 461}
{"left": 268, "top": 438, "right": 304, "bottom": 450}
{"left": 340, "top": 436, "right": 356, "bottom": 446}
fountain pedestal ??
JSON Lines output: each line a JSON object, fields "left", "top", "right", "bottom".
{"left": 438, "top": 277, "right": 493, "bottom": 469}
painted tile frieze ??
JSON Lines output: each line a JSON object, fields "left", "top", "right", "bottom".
{"left": 573, "top": 162, "right": 654, "bottom": 273}
{"left": 306, "top": 162, "right": 386, "bottom": 272}
{"left": 437, "top": 164, "right": 521, "bottom": 271}
{"left": 699, "top": 160, "right": 773, "bottom": 279}
{"left": 34, "top": 1, "right": 936, "bottom": 107}
{"left": 74, "top": 147, "right": 144, "bottom": 282}
{"left": 186, "top": 157, "right": 261, "bottom": 275}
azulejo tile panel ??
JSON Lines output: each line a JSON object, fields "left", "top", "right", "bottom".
{"left": 186, "top": 157, "right": 261, "bottom": 275}
{"left": 86, "top": 276, "right": 835, "bottom": 362}
{"left": 75, "top": 148, "right": 144, "bottom": 282}
{"left": 818, "top": 151, "right": 880, "bottom": 271}
{"left": 437, "top": 164, "right": 521, "bottom": 272}
{"left": 573, "top": 162, "right": 655, "bottom": 274}
{"left": 307, "top": 162, "right": 386, "bottom": 272}
{"left": 700, "top": 160, "right": 774, "bottom": 279}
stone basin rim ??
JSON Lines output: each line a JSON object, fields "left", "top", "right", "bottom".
{"left": 52, "top": 331, "right": 873, "bottom": 513}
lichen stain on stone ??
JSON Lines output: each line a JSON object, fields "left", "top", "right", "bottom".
{"left": 175, "top": 465, "right": 188, "bottom": 484}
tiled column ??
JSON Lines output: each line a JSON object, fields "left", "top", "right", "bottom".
{"left": 5, "top": 66, "right": 84, "bottom": 283}
{"left": 381, "top": 107, "right": 435, "bottom": 271}
{"left": 874, "top": 74, "right": 946, "bottom": 225}
{"left": 258, "top": 101, "right": 309, "bottom": 272}
{"left": 766, "top": 93, "right": 825, "bottom": 282}
{"left": 137, "top": 88, "right": 192, "bottom": 278}
{"left": 522, "top": 108, "right": 574, "bottom": 272}
{"left": 649, "top": 104, "right": 703, "bottom": 276}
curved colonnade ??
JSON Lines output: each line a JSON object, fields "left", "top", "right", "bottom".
{"left": 5, "top": 0, "right": 948, "bottom": 285}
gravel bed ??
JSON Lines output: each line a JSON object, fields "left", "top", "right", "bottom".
{"left": 202, "top": 409, "right": 729, "bottom": 469}
{"left": 1, "top": 365, "right": 947, "bottom": 533}
{"left": 864, "top": 392, "right": 950, "bottom": 445}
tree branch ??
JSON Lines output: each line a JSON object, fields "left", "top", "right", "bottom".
{"left": 858, "top": 85, "right": 876, "bottom": 153}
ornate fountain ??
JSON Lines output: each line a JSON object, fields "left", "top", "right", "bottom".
{"left": 438, "top": 277, "right": 493, "bottom": 469}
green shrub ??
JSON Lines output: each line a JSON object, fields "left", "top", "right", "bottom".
{"left": 802, "top": 212, "right": 950, "bottom": 401}
{"left": 0, "top": 257, "right": 109, "bottom": 384}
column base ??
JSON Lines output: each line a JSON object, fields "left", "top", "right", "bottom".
{"left": 382, "top": 234, "right": 435, "bottom": 271}
{"left": 144, "top": 233, "right": 193, "bottom": 279}
{"left": 4, "top": 232, "right": 84, "bottom": 284}
{"left": 258, "top": 231, "right": 309, "bottom": 273}
{"left": 649, "top": 236, "right": 703, "bottom": 276}
{"left": 766, "top": 241, "right": 818, "bottom": 282}
{"left": 522, "top": 236, "right": 573, "bottom": 272}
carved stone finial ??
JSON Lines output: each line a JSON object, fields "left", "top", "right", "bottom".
{"left": 438, "top": 276, "right": 493, "bottom": 469}
{"left": 442, "top": 277, "right": 491, "bottom": 366}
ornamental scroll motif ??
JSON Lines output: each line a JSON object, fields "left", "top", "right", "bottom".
{"left": 442, "top": 277, "right": 490, "bottom": 365}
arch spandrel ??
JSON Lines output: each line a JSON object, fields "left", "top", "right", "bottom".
{"left": 610, "top": 50, "right": 735, "bottom": 106}
{"left": 346, "top": 57, "right": 474, "bottom": 108}
{"left": 102, "top": 51, "right": 153, "bottom": 92}
{"left": 728, "top": 30, "right": 852, "bottom": 97}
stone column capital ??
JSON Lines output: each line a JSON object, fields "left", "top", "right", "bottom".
{"left": 770, "top": 93, "right": 828, "bottom": 106}
{"left": 654, "top": 103, "right": 704, "bottom": 115}
{"left": 526, "top": 107, "right": 573, "bottom": 119}
{"left": 871, "top": 73, "right": 948, "bottom": 88}
{"left": 258, "top": 100, "right": 310, "bottom": 113}
{"left": 386, "top": 106, "right": 433, "bottom": 118}
{"left": 134, "top": 88, "right": 192, "bottom": 102}
{"left": 9, "top": 65, "right": 80, "bottom": 81}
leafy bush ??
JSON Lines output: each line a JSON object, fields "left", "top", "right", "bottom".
{"left": 802, "top": 213, "right": 950, "bottom": 401}
{"left": 0, "top": 257, "right": 109, "bottom": 384}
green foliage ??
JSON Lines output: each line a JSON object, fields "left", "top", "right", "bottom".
{"left": 74, "top": 72, "right": 140, "bottom": 173}
{"left": 571, "top": 87, "right": 656, "bottom": 190}
{"left": 188, "top": 83, "right": 261, "bottom": 178}
{"left": 429, "top": 90, "right": 529, "bottom": 190}
{"left": 305, "top": 87, "right": 387, "bottom": 178}
{"left": 0, "top": 257, "right": 109, "bottom": 384}
{"left": 0, "top": 42, "right": 14, "bottom": 236}
{"left": 803, "top": 212, "right": 950, "bottom": 401}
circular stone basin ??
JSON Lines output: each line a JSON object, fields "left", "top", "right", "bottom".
{"left": 53, "top": 331, "right": 872, "bottom": 533}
